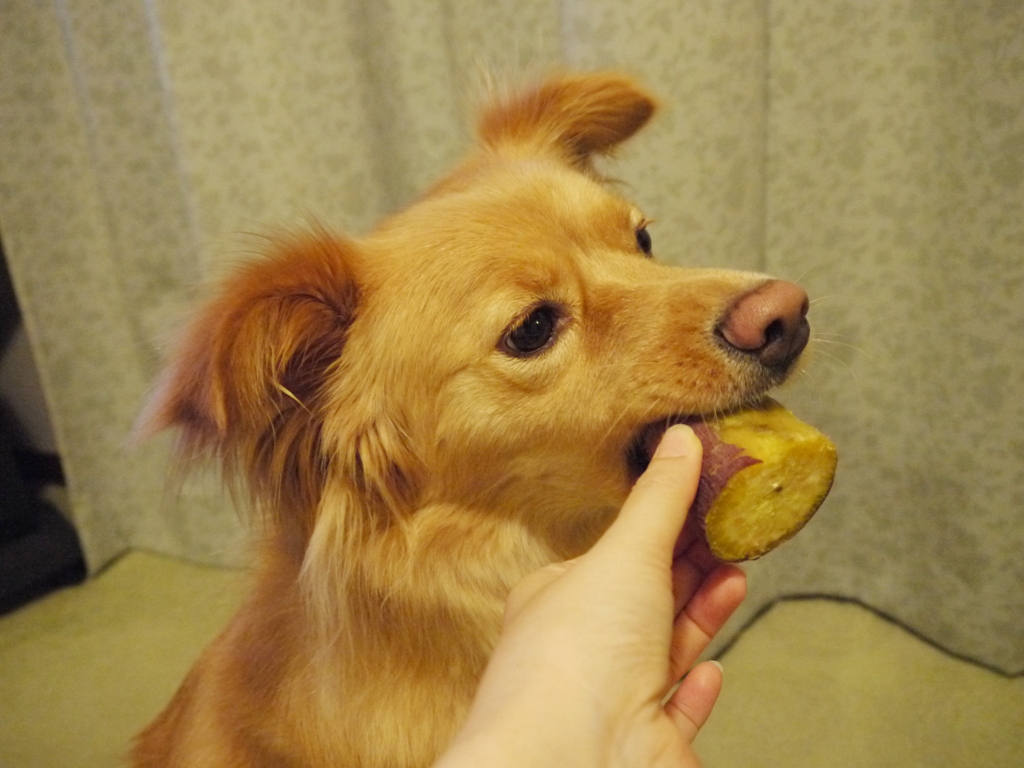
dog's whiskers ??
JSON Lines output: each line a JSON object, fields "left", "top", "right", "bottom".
{"left": 812, "top": 336, "right": 869, "bottom": 358}
{"left": 807, "top": 346, "right": 861, "bottom": 383}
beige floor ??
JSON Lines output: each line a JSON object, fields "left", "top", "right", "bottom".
{"left": 1, "top": 551, "right": 1022, "bottom": 768}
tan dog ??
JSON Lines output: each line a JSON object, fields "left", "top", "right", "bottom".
{"left": 132, "top": 72, "right": 810, "bottom": 767}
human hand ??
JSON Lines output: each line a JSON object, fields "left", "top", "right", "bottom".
{"left": 436, "top": 424, "right": 747, "bottom": 768}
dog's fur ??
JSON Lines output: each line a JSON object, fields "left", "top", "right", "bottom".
{"left": 132, "top": 73, "right": 804, "bottom": 767}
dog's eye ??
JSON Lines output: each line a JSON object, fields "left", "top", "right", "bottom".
{"left": 503, "top": 305, "right": 559, "bottom": 357}
{"left": 635, "top": 226, "right": 653, "bottom": 257}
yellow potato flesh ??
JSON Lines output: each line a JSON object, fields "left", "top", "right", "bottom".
{"left": 704, "top": 400, "right": 837, "bottom": 562}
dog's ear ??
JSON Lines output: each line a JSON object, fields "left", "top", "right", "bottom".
{"left": 137, "top": 232, "right": 360, "bottom": 519}
{"left": 477, "top": 72, "right": 657, "bottom": 168}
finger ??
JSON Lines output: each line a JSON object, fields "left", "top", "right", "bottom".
{"left": 671, "top": 514, "right": 702, "bottom": 561}
{"left": 671, "top": 538, "right": 724, "bottom": 618}
{"left": 681, "top": 535, "right": 723, "bottom": 576}
{"left": 671, "top": 555, "right": 701, "bottom": 619}
{"left": 669, "top": 565, "right": 747, "bottom": 681}
{"left": 665, "top": 660, "right": 724, "bottom": 744}
{"left": 597, "top": 425, "right": 703, "bottom": 562}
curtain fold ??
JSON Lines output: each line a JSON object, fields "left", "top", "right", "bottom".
{"left": 746, "top": 0, "right": 1024, "bottom": 674}
{"left": 1, "top": 0, "right": 1020, "bottom": 673}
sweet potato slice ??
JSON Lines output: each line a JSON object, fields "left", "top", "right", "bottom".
{"left": 695, "top": 400, "right": 837, "bottom": 562}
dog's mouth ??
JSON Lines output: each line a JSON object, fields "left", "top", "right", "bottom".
{"left": 626, "top": 411, "right": 762, "bottom": 524}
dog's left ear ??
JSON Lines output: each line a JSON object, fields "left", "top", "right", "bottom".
{"left": 137, "top": 232, "right": 361, "bottom": 518}
{"left": 477, "top": 72, "right": 657, "bottom": 169}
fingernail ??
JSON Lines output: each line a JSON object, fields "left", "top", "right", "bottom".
{"left": 653, "top": 424, "right": 695, "bottom": 459}
{"left": 709, "top": 659, "right": 724, "bottom": 674}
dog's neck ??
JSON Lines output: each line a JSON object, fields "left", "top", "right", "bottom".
{"left": 291, "top": 487, "right": 558, "bottom": 664}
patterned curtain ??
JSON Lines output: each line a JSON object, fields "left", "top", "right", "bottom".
{"left": 1, "top": 0, "right": 1020, "bottom": 673}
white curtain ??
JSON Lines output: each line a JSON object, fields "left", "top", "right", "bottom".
{"left": 1, "top": 0, "right": 1021, "bottom": 673}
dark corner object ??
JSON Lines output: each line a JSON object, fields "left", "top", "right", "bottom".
{"left": 0, "top": 425, "right": 84, "bottom": 616}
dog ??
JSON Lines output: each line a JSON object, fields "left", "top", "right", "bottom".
{"left": 131, "top": 72, "right": 810, "bottom": 767}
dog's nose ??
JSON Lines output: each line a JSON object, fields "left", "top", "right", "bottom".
{"left": 718, "top": 280, "right": 810, "bottom": 369}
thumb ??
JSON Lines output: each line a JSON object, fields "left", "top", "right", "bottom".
{"left": 597, "top": 424, "right": 703, "bottom": 562}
